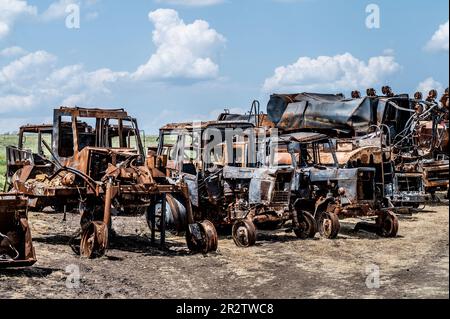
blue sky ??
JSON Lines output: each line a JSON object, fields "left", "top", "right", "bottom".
{"left": 0, "top": 0, "right": 448, "bottom": 133}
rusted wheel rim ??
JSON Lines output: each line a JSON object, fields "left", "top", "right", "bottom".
{"left": 378, "top": 211, "right": 399, "bottom": 238}
{"left": 294, "top": 211, "right": 317, "bottom": 239}
{"left": 318, "top": 212, "right": 340, "bottom": 239}
{"left": 232, "top": 220, "right": 256, "bottom": 248}
{"left": 80, "top": 221, "right": 108, "bottom": 259}
{"left": 322, "top": 219, "right": 332, "bottom": 237}
{"left": 199, "top": 220, "right": 218, "bottom": 253}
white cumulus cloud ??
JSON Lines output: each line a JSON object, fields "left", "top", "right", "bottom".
{"left": 263, "top": 52, "right": 401, "bottom": 92}
{"left": 425, "top": 21, "right": 449, "bottom": 52}
{"left": 0, "top": 50, "right": 127, "bottom": 113}
{"left": 132, "top": 8, "right": 226, "bottom": 81}
{"left": 0, "top": 46, "right": 27, "bottom": 57}
{"left": 0, "top": 50, "right": 56, "bottom": 81}
{"left": 417, "top": 77, "right": 445, "bottom": 95}
{"left": 0, "top": 0, "right": 37, "bottom": 39}
{"left": 1, "top": 9, "right": 225, "bottom": 120}
{"left": 156, "top": 0, "right": 224, "bottom": 7}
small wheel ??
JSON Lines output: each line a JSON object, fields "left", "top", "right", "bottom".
{"left": 232, "top": 219, "right": 257, "bottom": 247}
{"left": 317, "top": 212, "right": 340, "bottom": 239}
{"left": 186, "top": 220, "right": 218, "bottom": 253}
{"left": 377, "top": 211, "right": 399, "bottom": 238}
{"left": 80, "top": 221, "right": 108, "bottom": 259}
{"left": 294, "top": 211, "right": 317, "bottom": 239}
{"left": 199, "top": 220, "right": 218, "bottom": 253}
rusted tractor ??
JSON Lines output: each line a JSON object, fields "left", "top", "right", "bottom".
{"left": 150, "top": 121, "right": 316, "bottom": 247}
{"left": 4, "top": 107, "right": 218, "bottom": 259}
{"left": 278, "top": 132, "right": 399, "bottom": 239}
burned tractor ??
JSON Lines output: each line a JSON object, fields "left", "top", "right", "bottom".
{"left": 276, "top": 132, "right": 399, "bottom": 239}
{"left": 150, "top": 121, "right": 316, "bottom": 247}
{"left": 333, "top": 137, "right": 429, "bottom": 210}
{"left": 2, "top": 107, "right": 218, "bottom": 260}
{"left": 4, "top": 124, "right": 54, "bottom": 193}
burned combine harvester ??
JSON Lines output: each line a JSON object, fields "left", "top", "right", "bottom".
{"left": 149, "top": 121, "right": 317, "bottom": 247}
{"left": 0, "top": 107, "right": 218, "bottom": 263}
{"left": 267, "top": 88, "right": 449, "bottom": 208}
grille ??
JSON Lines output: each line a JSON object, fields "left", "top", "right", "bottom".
{"left": 426, "top": 169, "right": 449, "bottom": 182}
{"left": 396, "top": 175, "right": 422, "bottom": 192}
{"left": 272, "top": 191, "right": 289, "bottom": 203}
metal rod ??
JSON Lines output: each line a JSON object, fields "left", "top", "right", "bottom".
{"left": 150, "top": 196, "right": 156, "bottom": 246}
{"left": 160, "top": 193, "right": 167, "bottom": 249}
{"left": 41, "top": 139, "right": 63, "bottom": 170}
{"left": 103, "top": 178, "right": 113, "bottom": 226}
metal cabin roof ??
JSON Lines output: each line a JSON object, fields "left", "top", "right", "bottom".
{"left": 160, "top": 120, "right": 255, "bottom": 131}
{"left": 56, "top": 107, "right": 129, "bottom": 119}
{"left": 280, "top": 132, "right": 329, "bottom": 143}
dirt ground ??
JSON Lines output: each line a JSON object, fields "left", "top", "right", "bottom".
{"left": 1, "top": 201, "right": 448, "bottom": 299}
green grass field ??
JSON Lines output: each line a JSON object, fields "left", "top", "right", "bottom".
{"left": 0, "top": 134, "right": 158, "bottom": 190}
{"left": 0, "top": 134, "right": 20, "bottom": 191}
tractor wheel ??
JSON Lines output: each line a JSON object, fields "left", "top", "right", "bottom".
{"left": 186, "top": 220, "right": 218, "bottom": 253}
{"left": 376, "top": 211, "right": 399, "bottom": 238}
{"left": 317, "top": 212, "right": 340, "bottom": 239}
{"left": 294, "top": 211, "right": 317, "bottom": 239}
{"left": 80, "top": 221, "right": 109, "bottom": 259}
{"left": 232, "top": 219, "right": 257, "bottom": 248}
